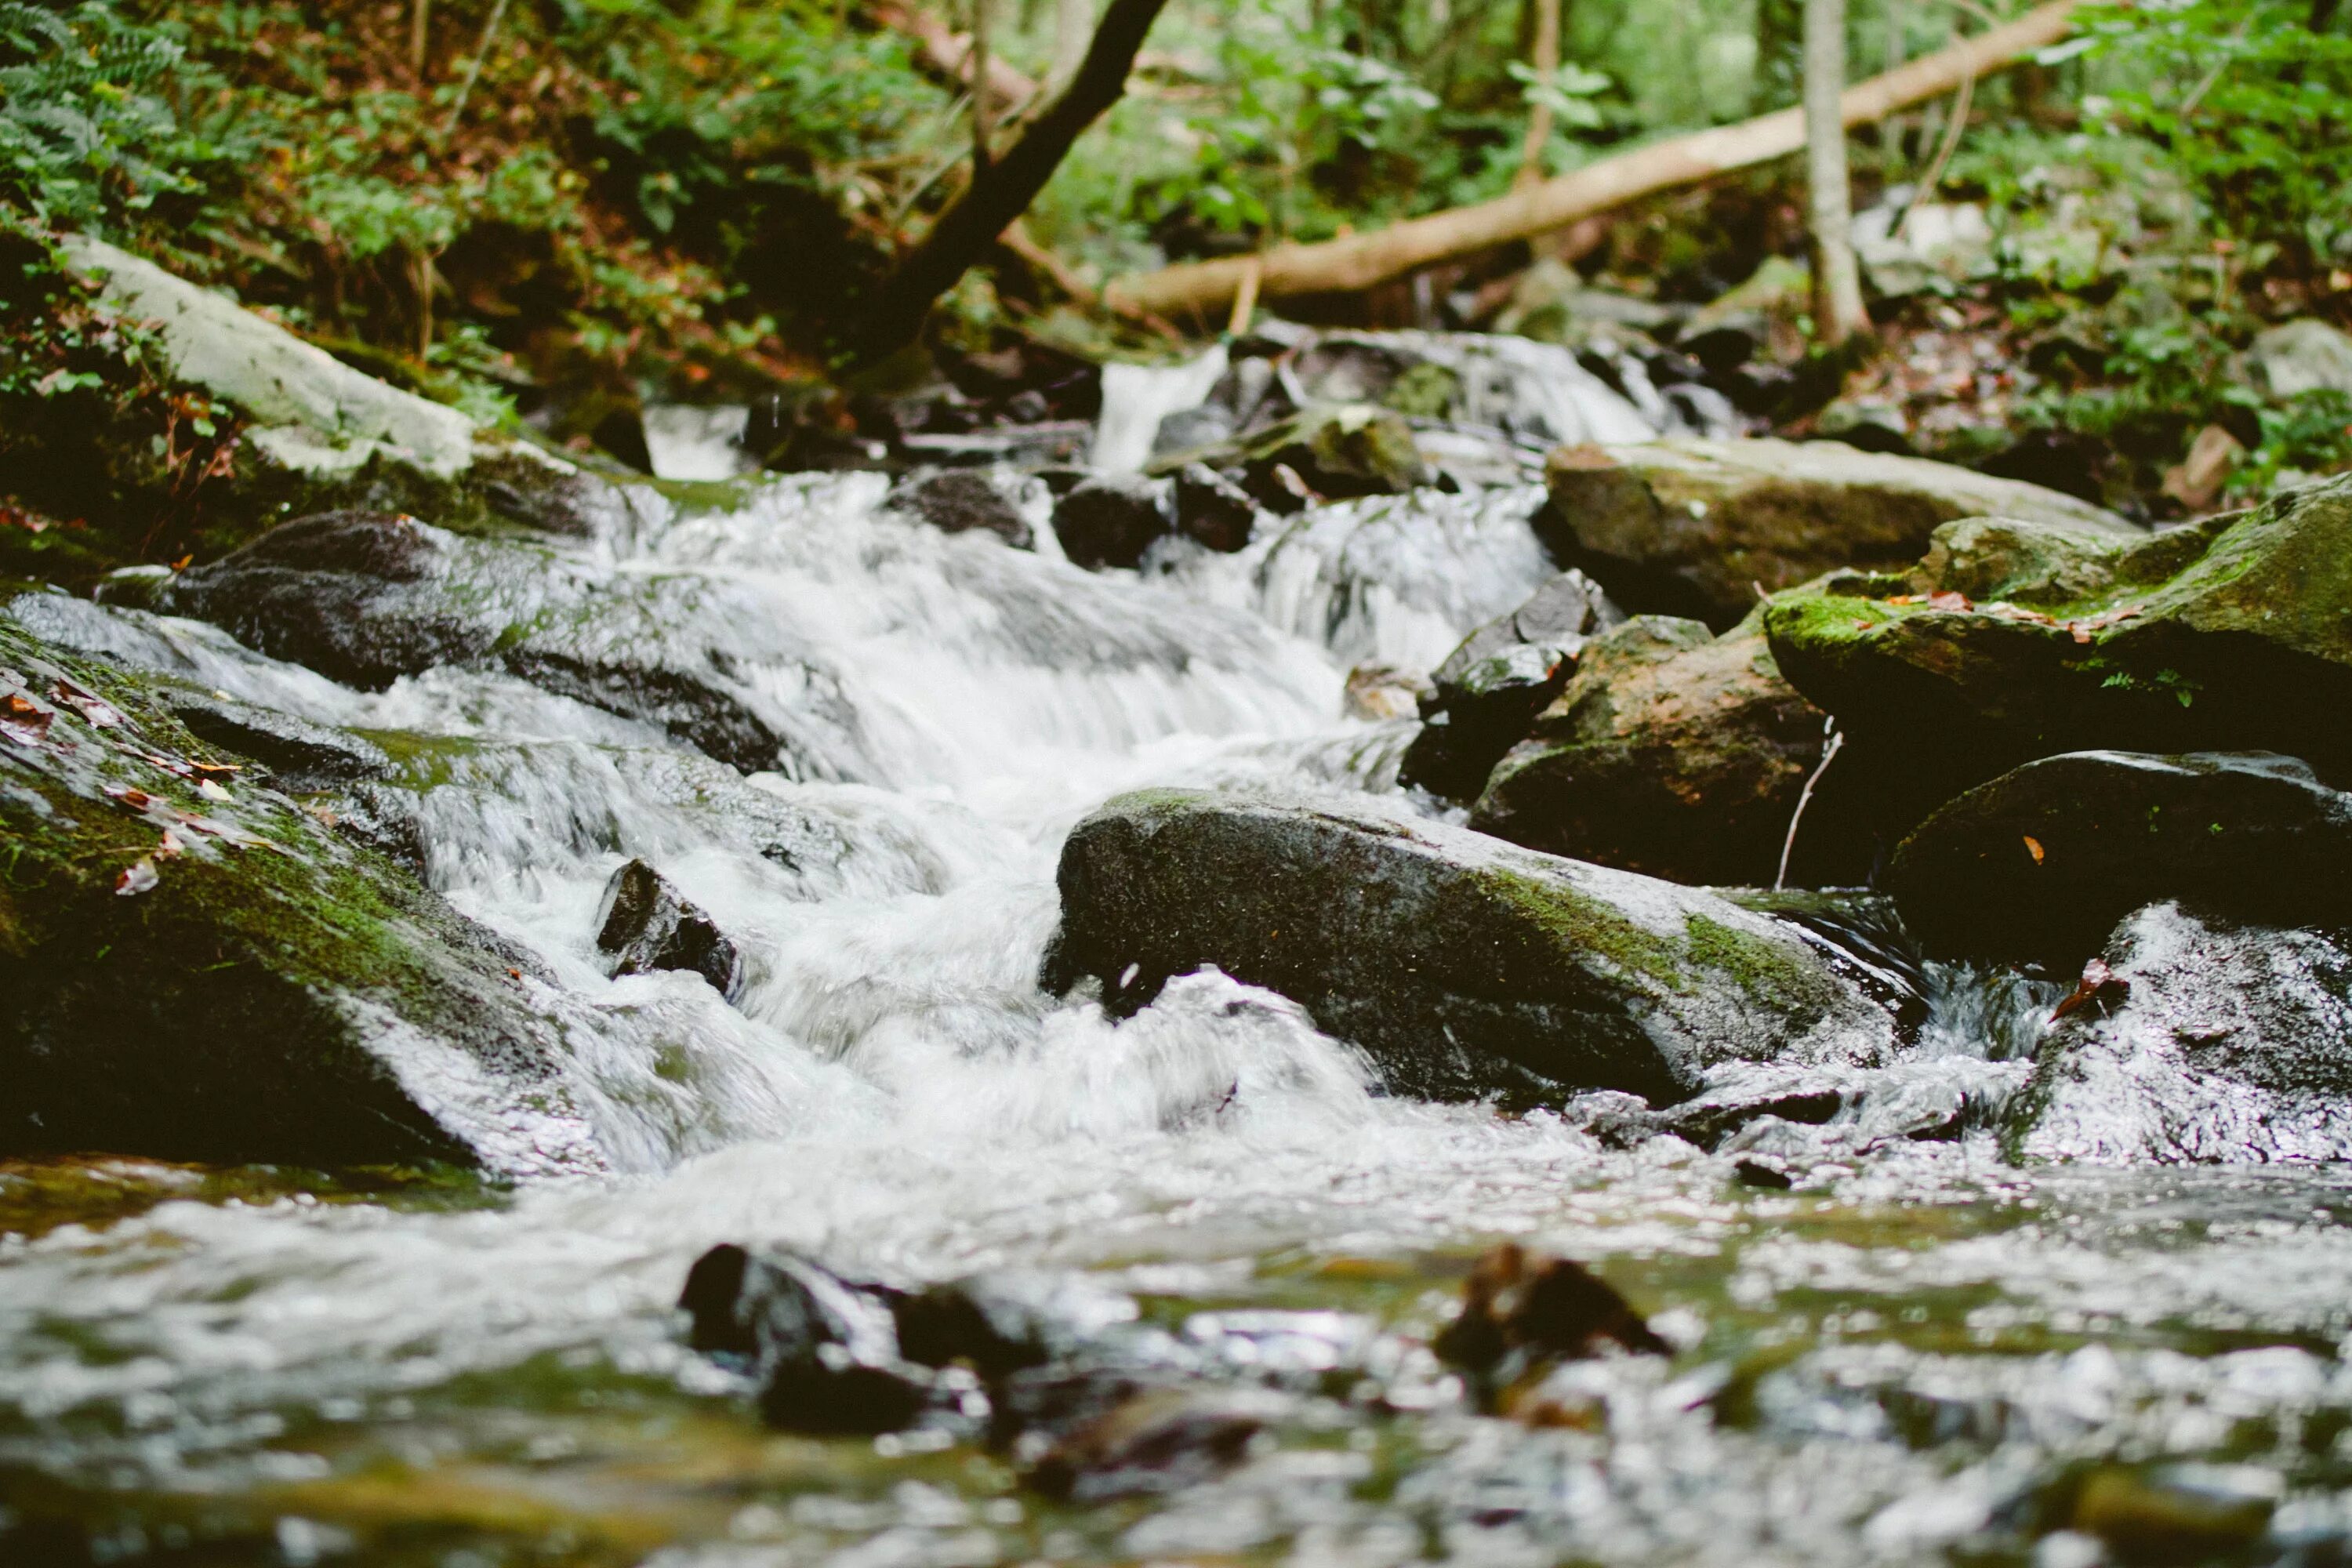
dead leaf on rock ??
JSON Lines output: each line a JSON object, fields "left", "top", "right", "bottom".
{"left": 196, "top": 779, "right": 233, "bottom": 804}
{"left": 103, "top": 784, "right": 157, "bottom": 813}
{"left": 50, "top": 681, "right": 122, "bottom": 728}
{"left": 2024, "top": 834, "right": 2045, "bottom": 865}
{"left": 2051, "top": 957, "right": 2128, "bottom": 1022}
{"left": 114, "top": 858, "right": 159, "bottom": 897}
{"left": 155, "top": 829, "right": 186, "bottom": 859}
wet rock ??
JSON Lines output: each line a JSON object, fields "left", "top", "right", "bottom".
{"left": 1886, "top": 751, "right": 2352, "bottom": 967}
{"left": 1470, "top": 611, "right": 1858, "bottom": 886}
{"left": 2008, "top": 904, "right": 2352, "bottom": 1163}
{"left": 1762, "top": 475, "right": 2352, "bottom": 782}
{"left": 151, "top": 691, "right": 393, "bottom": 793}
{"left": 0, "top": 610, "right": 595, "bottom": 1171}
{"left": 1171, "top": 463, "right": 1258, "bottom": 552}
{"left": 2252, "top": 319, "right": 2352, "bottom": 400}
{"left": 595, "top": 858, "right": 745, "bottom": 1001}
{"left": 1051, "top": 476, "right": 1168, "bottom": 569}
{"left": 1399, "top": 568, "right": 1621, "bottom": 802}
{"left": 1344, "top": 663, "right": 1431, "bottom": 721}
{"left": 1025, "top": 1389, "right": 1271, "bottom": 1501}
{"left": 1159, "top": 404, "right": 1433, "bottom": 510}
{"left": 2067, "top": 1463, "right": 2279, "bottom": 1563}
{"left": 1541, "top": 437, "right": 2132, "bottom": 626}
{"left": 885, "top": 468, "right": 1035, "bottom": 548}
{"left": 154, "top": 510, "right": 866, "bottom": 778}
{"left": 677, "top": 1245, "right": 943, "bottom": 1434}
{"left": 1434, "top": 1243, "right": 1666, "bottom": 1411}
{"left": 1040, "top": 789, "right": 1896, "bottom": 1104}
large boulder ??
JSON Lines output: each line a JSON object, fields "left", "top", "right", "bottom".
{"left": 1399, "top": 568, "right": 1622, "bottom": 801}
{"left": 2007, "top": 904, "right": 2352, "bottom": 1163}
{"left": 143, "top": 510, "right": 869, "bottom": 779}
{"left": 1469, "top": 611, "right": 1859, "bottom": 886}
{"left": 1542, "top": 437, "right": 2133, "bottom": 626}
{"left": 2251, "top": 319, "right": 2352, "bottom": 401}
{"left": 1762, "top": 476, "right": 2352, "bottom": 782}
{"left": 0, "top": 608, "right": 598, "bottom": 1171}
{"left": 1040, "top": 790, "right": 1896, "bottom": 1104}
{"left": 1886, "top": 751, "right": 2352, "bottom": 967}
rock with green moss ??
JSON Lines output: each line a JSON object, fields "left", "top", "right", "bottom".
{"left": 0, "top": 606, "right": 600, "bottom": 1171}
{"left": 2005, "top": 902, "right": 2352, "bottom": 1163}
{"left": 1542, "top": 437, "right": 2134, "bottom": 626}
{"left": 1155, "top": 404, "right": 1429, "bottom": 510}
{"left": 1040, "top": 789, "right": 1895, "bottom": 1104}
{"left": 1763, "top": 475, "right": 2352, "bottom": 782}
{"left": 144, "top": 510, "right": 869, "bottom": 778}
{"left": 1468, "top": 610, "right": 1863, "bottom": 886}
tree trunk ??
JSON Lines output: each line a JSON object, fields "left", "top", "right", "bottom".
{"left": 1516, "top": 0, "right": 1562, "bottom": 186}
{"left": 1804, "top": 0, "right": 1868, "bottom": 346}
{"left": 1105, "top": 0, "right": 2080, "bottom": 324}
{"left": 849, "top": 0, "right": 1172, "bottom": 363}
{"left": 1050, "top": 0, "right": 1092, "bottom": 92}
{"left": 970, "top": 0, "right": 995, "bottom": 169}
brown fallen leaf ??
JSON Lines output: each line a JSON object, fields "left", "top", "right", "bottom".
{"left": 2051, "top": 957, "right": 2128, "bottom": 1022}
{"left": 50, "top": 681, "right": 123, "bottom": 728}
{"left": 2024, "top": 834, "right": 2045, "bottom": 865}
{"left": 196, "top": 778, "right": 233, "bottom": 803}
{"left": 103, "top": 784, "right": 158, "bottom": 813}
{"left": 114, "top": 858, "right": 159, "bottom": 897}
{"left": 155, "top": 829, "right": 187, "bottom": 859}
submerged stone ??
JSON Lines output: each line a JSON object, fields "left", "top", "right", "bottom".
{"left": 1886, "top": 750, "right": 2352, "bottom": 967}
{"left": 1471, "top": 610, "right": 1859, "bottom": 886}
{"left": 1051, "top": 475, "right": 1168, "bottom": 569}
{"left": 1399, "top": 568, "right": 1621, "bottom": 802}
{"left": 2007, "top": 903, "right": 2352, "bottom": 1163}
{"left": 677, "top": 1244, "right": 942, "bottom": 1435}
{"left": 1542, "top": 437, "right": 2132, "bottom": 626}
{"left": 595, "top": 858, "right": 745, "bottom": 1001}
{"left": 886, "top": 469, "right": 1035, "bottom": 549}
{"left": 0, "top": 608, "right": 597, "bottom": 1171}
{"left": 1040, "top": 789, "right": 1896, "bottom": 1104}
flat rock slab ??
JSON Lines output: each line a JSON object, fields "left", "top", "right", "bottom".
{"left": 0, "top": 608, "right": 597, "bottom": 1172}
{"left": 1544, "top": 437, "right": 2133, "bottom": 626}
{"left": 1888, "top": 750, "right": 2352, "bottom": 966}
{"left": 1042, "top": 789, "right": 1895, "bottom": 1104}
{"left": 1764, "top": 475, "right": 2352, "bottom": 779}
{"left": 2009, "top": 903, "right": 2352, "bottom": 1164}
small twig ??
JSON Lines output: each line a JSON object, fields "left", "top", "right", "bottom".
{"left": 1899, "top": 64, "right": 1972, "bottom": 236}
{"left": 441, "top": 0, "right": 510, "bottom": 136}
{"left": 1775, "top": 718, "right": 1846, "bottom": 891}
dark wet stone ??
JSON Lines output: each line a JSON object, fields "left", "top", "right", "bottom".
{"left": 0, "top": 609, "right": 593, "bottom": 1171}
{"left": 1471, "top": 611, "right": 1867, "bottom": 886}
{"left": 1543, "top": 437, "right": 2132, "bottom": 627}
{"left": 1886, "top": 750, "right": 2352, "bottom": 967}
{"left": 1041, "top": 789, "right": 1895, "bottom": 1104}
{"left": 1399, "top": 569, "right": 1621, "bottom": 802}
{"left": 154, "top": 690, "right": 393, "bottom": 793}
{"left": 1764, "top": 477, "right": 2352, "bottom": 784}
{"left": 677, "top": 1244, "right": 942, "bottom": 1435}
{"left": 1025, "top": 1390, "right": 1269, "bottom": 1502}
{"left": 1052, "top": 477, "right": 1168, "bottom": 570}
{"left": 1716, "top": 888, "right": 1930, "bottom": 1030}
{"left": 887, "top": 469, "right": 1034, "bottom": 548}
{"left": 2008, "top": 903, "right": 2352, "bottom": 1163}
{"left": 1171, "top": 463, "right": 1257, "bottom": 552}
{"left": 155, "top": 511, "right": 863, "bottom": 779}
{"left": 594, "top": 858, "right": 744, "bottom": 1001}
{"left": 1434, "top": 1243, "right": 1666, "bottom": 1409}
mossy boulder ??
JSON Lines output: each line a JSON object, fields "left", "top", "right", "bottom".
{"left": 2006, "top": 903, "right": 2352, "bottom": 1163}
{"left": 0, "top": 605, "right": 597, "bottom": 1171}
{"left": 143, "top": 510, "right": 868, "bottom": 779}
{"left": 1469, "top": 610, "right": 1863, "bottom": 886}
{"left": 1040, "top": 789, "right": 1895, "bottom": 1104}
{"left": 1762, "top": 475, "right": 2352, "bottom": 783}
{"left": 1886, "top": 750, "right": 2352, "bottom": 967}
{"left": 1154, "top": 404, "right": 1430, "bottom": 510}
{"left": 1542, "top": 437, "right": 2134, "bottom": 627}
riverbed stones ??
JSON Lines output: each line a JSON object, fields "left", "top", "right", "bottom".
{"left": 1051, "top": 475, "right": 1168, "bottom": 568}
{"left": 2251, "top": 318, "right": 2352, "bottom": 400}
{"left": 0, "top": 608, "right": 597, "bottom": 1171}
{"left": 151, "top": 510, "right": 867, "bottom": 778}
{"left": 596, "top": 858, "right": 745, "bottom": 1000}
{"left": 1541, "top": 437, "right": 2133, "bottom": 626}
{"left": 678, "top": 1245, "right": 944, "bottom": 1434}
{"left": 1399, "top": 568, "right": 1622, "bottom": 800}
{"left": 1886, "top": 751, "right": 2352, "bottom": 967}
{"left": 2007, "top": 904, "right": 2352, "bottom": 1163}
{"left": 1763, "top": 474, "right": 2352, "bottom": 779}
{"left": 1468, "top": 611, "right": 1853, "bottom": 886}
{"left": 887, "top": 469, "right": 1036, "bottom": 549}
{"left": 1041, "top": 789, "right": 1896, "bottom": 1104}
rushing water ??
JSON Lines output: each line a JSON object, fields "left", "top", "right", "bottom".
{"left": 5, "top": 458, "right": 2352, "bottom": 1568}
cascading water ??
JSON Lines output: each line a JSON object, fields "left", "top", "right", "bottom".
{"left": 6, "top": 393, "right": 2352, "bottom": 1567}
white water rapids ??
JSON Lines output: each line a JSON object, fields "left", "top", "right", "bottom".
{"left": 7, "top": 442, "right": 2352, "bottom": 1566}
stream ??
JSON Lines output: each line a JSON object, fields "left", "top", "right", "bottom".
{"left": 6, "top": 442, "right": 2352, "bottom": 1567}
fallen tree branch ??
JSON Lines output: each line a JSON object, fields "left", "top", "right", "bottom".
{"left": 871, "top": 0, "right": 1038, "bottom": 111}
{"left": 850, "top": 0, "right": 1172, "bottom": 363}
{"left": 1105, "top": 0, "right": 2080, "bottom": 323}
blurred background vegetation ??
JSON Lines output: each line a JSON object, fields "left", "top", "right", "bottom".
{"left": 1, "top": 0, "right": 2347, "bottom": 510}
